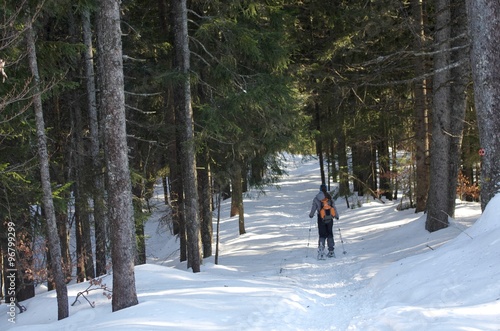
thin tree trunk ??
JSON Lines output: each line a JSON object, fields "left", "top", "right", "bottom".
{"left": 351, "top": 144, "right": 362, "bottom": 194}
{"left": 315, "top": 102, "right": 326, "bottom": 184}
{"left": 337, "top": 129, "right": 349, "bottom": 198}
{"left": 465, "top": 0, "right": 500, "bottom": 211}
{"left": 156, "top": 1, "right": 182, "bottom": 237}
{"left": 26, "top": 17, "right": 68, "bottom": 320}
{"left": 82, "top": 8, "right": 107, "bottom": 277}
{"left": 56, "top": 213, "right": 71, "bottom": 283}
{"left": 73, "top": 95, "right": 95, "bottom": 281}
{"left": 172, "top": 0, "right": 202, "bottom": 272}
{"left": 96, "top": 0, "right": 138, "bottom": 311}
{"left": 447, "top": 0, "right": 469, "bottom": 215}
{"left": 215, "top": 189, "right": 222, "bottom": 265}
{"left": 132, "top": 184, "right": 147, "bottom": 265}
{"left": 411, "top": 0, "right": 430, "bottom": 213}
{"left": 74, "top": 200, "right": 86, "bottom": 282}
{"left": 198, "top": 150, "right": 213, "bottom": 258}
{"left": 369, "top": 140, "right": 377, "bottom": 193}
{"left": 230, "top": 162, "right": 246, "bottom": 235}
{"left": 159, "top": 0, "right": 186, "bottom": 261}
{"left": 329, "top": 142, "right": 338, "bottom": 185}
{"left": 352, "top": 142, "right": 372, "bottom": 196}
{"left": 392, "top": 141, "right": 398, "bottom": 200}
{"left": 378, "top": 113, "right": 392, "bottom": 200}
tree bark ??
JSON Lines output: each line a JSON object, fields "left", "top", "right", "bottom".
{"left": 157, "top": 0, "right": 186, "bottom": 261}
{"left": 315, "top": 102, "right": 326, "bottom": 185}
{"left": 26, "top": 17, "right": 69, "bottom": 320}
{"left": 425, "top": 0, "right": 468, "bottom": 232}
{"left": 172, "top": 0, "right": 202, "bottom": 272}
{"left": 411, "top": 0, "right": 430, "bottom": 213}
{"left": 426, "top": 0, "right": 469, "bottom": 232}
{"left": 466, "top": 0, "right": 500, "bottom": 211}
{"left": 447, "top": 0, "right": 469, "bottom": 214}
{"left": 96, "top": 0, "right": 138, "bottom": 311}
{"left": 197, "top": 150, "right": 213, "bottom": 258}
{"left": 337, "top": 128, "right": 350, "bottom": 198}
{"left": 56, "top": 213, "right": 71, "bottom": 283}
{"left": 378, "top": 138, "right": 392, "bottom": 200}
{"left": 426, "top": 0, "right": 452, "bottom": 232}
{"left": 82, "top": 8, "right": 108, "bottom": 277}
{"left": 132, "top": 184, "right": 147, "bottom": 265}
{"left": 73, "top": 94, "right": 95, "bottom": 281}
{"left": 230, "top": 162, "right": 246, "bottom": 235}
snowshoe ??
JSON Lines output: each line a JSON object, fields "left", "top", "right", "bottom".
{"left": 317, "top": 246, "right": 326, "bottom": 260}
{"left": 327, "top": 250, "right": 336, "bottom": 258}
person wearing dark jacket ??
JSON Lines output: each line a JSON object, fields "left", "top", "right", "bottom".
{"left": 309, "top": 184, "right": 339, "bottom": 258}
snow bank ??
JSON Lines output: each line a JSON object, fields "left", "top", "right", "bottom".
{"left": 350, "top": 194, "right": 500, "bottom": 330}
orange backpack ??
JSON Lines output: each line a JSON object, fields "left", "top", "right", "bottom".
{"left": 319, "top": 198, "right": 335, "bottom": 222}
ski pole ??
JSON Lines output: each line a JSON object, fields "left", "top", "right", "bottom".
{"left": 336, "top": 218, "right": 347, "bottom": 255}
{"left": 306, "top": 215, "right": 314, "bottom": 258}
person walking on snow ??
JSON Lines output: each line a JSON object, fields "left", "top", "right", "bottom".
{"left": 309, "top": 184, "right": 339, "bottom": 259}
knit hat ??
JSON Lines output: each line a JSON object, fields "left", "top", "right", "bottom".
{"left": 320, "top": 184, "right": 327, "bottom": 191}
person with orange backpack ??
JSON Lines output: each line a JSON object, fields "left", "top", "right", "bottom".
{"left": 309, "top": 184, "right": 339, "bottom": 259}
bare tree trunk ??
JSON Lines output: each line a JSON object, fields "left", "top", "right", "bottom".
{"left": 337, "top": 129, "right": 350, "bottom": 199}
{"left": 56, "top": 213, "right": 71, "bottom": 283}
{"left": 82, "top": 8, "right": 108, "bottom": 277}
{"left": 352, "top": 143, "right": 371, "bottom": 195}
{"left": 26, "top": 17, "right": 68, "bottom": 320}
{"left": 466, "top": 0, "right": 500, "bottom": 211}
{"left": 171, "top": 116, "right": 186, "bottom": 261}
{"left": 315, "top": 103, "right": 326, "bottom": 185}
{"left": 411, "top": 0, "right": 430, "bottom": 213}
{"left": 198, "top": 150, "right": 213, "bottom": 258}
{"left": 74, "top": 190, "right": 95, "bottom": 281}
{"left": 447, "top": 0, "right": 469, "bottom": 214}
{"left": 73, "top": 95, "right": 95, "bottom": 281}
{"left": 378, "top": 141, "right": 392, "bottom": 199}
{"left": 329, "top": 141, "right": 339, "bottom": 187}
{"left": 426, "top": 0, "right": 469, "bottom": 232}
{"left": 172, "top": 0, "right": 202, "bottom": 272}
{"left": 378, "top": 118, "right": 392, "bottom": 200}
{"left": 230, "top": 162, "right": 246, "bottom": 235}
{"left": 132, "top": 184, "right": 146, "bottom": 265}
{"left": 426, "top": 0, "right": 452, "bottom": 232}
{"left": 156, "top": 2, "right": 184, "bottom": 249}
{"left": 74, "top": 198, "right": 87, "bottom": 282}
{"left": 214, "top": 189, "right": 222, "bottom": 265}
{"left": 392, "top": 141, "right": 398, "bottom": 200}
{"left": 96, "top": 0, "right": 138, "bottom": 311}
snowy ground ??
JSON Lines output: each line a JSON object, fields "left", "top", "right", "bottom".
{"left": 2, "top": 155, "right": 499, "bottom": 330}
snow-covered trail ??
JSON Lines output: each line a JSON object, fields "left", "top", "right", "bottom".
{"left": 144, "top": 156, "right": 479, "bottom": 330}
{"left": 1, "top": 155, "right": 486, "bottom": 331}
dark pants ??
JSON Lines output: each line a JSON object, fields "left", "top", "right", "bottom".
{"left": 317, "top": 216, "right": 334, "bottom": 251}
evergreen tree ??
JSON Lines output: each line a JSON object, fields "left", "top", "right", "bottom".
{"left": 410, "top": 0, "right": 431, "bottom": 212}
{"left": 81, "top": 6, "right": 108, "bottom": 277}
{"left": 190, "top": 0, "right": 304, "bottom": 234}
{"left": 172, "top": 0, "right": 202, "bottom": 272}
{"left": 96, "top": 0, "right": 138, "bottom": 311}
{"left": 26, "top": 14, "right": 69, "bottom": 320}
{"left": 466, "top": 0, "right": 500, "bottom": 210}
{"left": 426, "top": 0, "right": 469, "bottom": 232}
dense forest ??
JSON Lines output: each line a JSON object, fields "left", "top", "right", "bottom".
{"left": 1, "top": 0, "right": 499, "bottom": 319}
